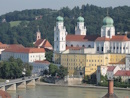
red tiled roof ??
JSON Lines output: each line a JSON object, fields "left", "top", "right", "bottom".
{"left": 42, "top": 40, "right": 52, "bottom": 47}
{"left": 114, "top": 70, "right": 130, "bottom": 76}
{"left": 66, "top": 35, "right": 99, "bottom": 42}
{"left": 35, "top": 39, "right": 44, "bottom": 47}
{"left": 96, "top": 37, "right": 110, "bottom": 41}
{"left": 107, "top": 66, "right": 116, "bottom": 71}
{"left": 96, "top": 35, "right": 130, "bottom": 41}
{"left": 0, "top": 44, "right": 24, "bottom": 49}
{"left": 66, "top": 46, "right": 83, "bottom": 50}
{"left": 4, "top": 48, "right": 45, "bottom": 53}
{"left": 35, "top": 60, "right": 50, "bottom": 64}
{"left": 0, "top": 42, "right": 2, "bottom": 45}
{"left": 111, "top": 35, "right": 129, "bottom": 41}
{"left": 0, "top": 90, "right": 11, "bottom": 98}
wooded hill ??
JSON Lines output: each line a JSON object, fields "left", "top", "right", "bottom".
{"left": 0, "top": 4, "right": 129, "bottom": 47}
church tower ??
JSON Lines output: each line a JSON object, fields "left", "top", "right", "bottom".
{"left": 101, "top": 16, "right": 115, "bottom": 38}
{"left": 75, "top": 16, "right": 87, "bottom": 35}
{"left": 54, "top": 16, "right": 67, "bottom": 53}
{"left": 36, "top": 27, "right": 41, "bottom": 41}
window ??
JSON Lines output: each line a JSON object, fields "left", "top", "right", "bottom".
{"left": 107, "top": 30, "right": 110, "bottom": 36}
{"left": 97, "top": 47, "right": 99, "bottom": 51}
{"left": 71, "top": 45, "right": 73, "bottom": 47}
{"left": 57, "top": 37, "right": 58, "bottom": 41}
{"left": 88, "top": 45, "right": 91, "bottom": 48}
{"left": 102, "top": 47, "right": 104, "bottom": 51}
{"left": 82, "top": 45, "right": 85, "bottom": 47}
{"left": 114, "top": 47, "right": 115, "bottom": 49}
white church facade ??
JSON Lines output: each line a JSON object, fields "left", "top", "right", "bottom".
{"left": 53, "top": 15, "right": 130, "bottom": 56}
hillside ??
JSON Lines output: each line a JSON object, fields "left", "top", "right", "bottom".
{"left": 0, "top": 4, "right": 129, "bottom": 46}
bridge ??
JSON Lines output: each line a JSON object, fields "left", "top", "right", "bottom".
{"left": 0, "top": 76, "right": 40, "bottom": 91}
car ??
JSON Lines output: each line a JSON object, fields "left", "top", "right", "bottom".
{"left": 5, "top": 80, "right": 9, "bottom": 83}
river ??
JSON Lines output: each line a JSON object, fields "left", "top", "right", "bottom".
{"left": 8, "top": 85, "right": 130, "bottom": 98}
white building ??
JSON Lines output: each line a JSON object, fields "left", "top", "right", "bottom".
{"left": 1, "top": 48, "right": 46, "bottom": 63}
{"left": 53, "top": 16, "right": 130, "bottom": 63}
{"left": 107, "top": 66, "right": 121, "bottom": 80}
{"left": 108, "top": 63, "right": 126, "bottom": 70}
{"left": 31, "top": 60, "right": 50, "bottom": 75}
{"left": 114, "top": 70, "right": 130, "bottom": 82}
{"left": 126, "top": 54, "right": 130, "bottom": 70}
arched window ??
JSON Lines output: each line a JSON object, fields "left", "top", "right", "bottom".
{"left": 71, "top": 45, "right": 73, "bottom": 47}
{"left": 82, "top": 45, "right": 85, "bottom": 47}
{"left": 108, "top": 30, "right": 110, "bottom": 36}
{"left": 88, "top": 45, "right": 91, "bottom": 48}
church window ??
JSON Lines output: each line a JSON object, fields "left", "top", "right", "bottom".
{"left": 107, "top": 30, "right": 110, "bottom": 36}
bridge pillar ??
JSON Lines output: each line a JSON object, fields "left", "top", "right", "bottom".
{"left": 6, "top": 84, "right": 16, "bottom": 91}
{"left": 0, "top": 86, "right": 5, "bottom": 91}
{"left": 17, "top": 81, "right": 26, "bottom": 89}
{"left": 27, "top": 79, "right": 35, "bottom": 86}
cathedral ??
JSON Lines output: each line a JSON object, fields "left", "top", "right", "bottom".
{"left": 54, "top": 15, "right": 130, "bottom": 54}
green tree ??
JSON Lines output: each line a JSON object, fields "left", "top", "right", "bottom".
{"left": 57, "top": 66, "right": 68, "bottom": 78}
{"left": 45, "top": 51, "right": 53, "bottom": 62}
{"left": 49, "top": 64, "right": 58, "bottom": 76}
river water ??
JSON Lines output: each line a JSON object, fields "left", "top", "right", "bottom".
{"left": 8, "top": 85, "right": 130, "bottom": 98}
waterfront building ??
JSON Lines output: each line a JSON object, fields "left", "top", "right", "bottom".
{"left": 53, "top": 15, "right": 130, "bottom": 76}
{"left": 114, "top": 70, "right": 130, "bottom": 82}
{"left": 31, "top": 60, "right": 50, "bottom": 75}
{"left": 107, "top": 66, "right": 121, "bottom": 80}
{"left": 33, "top": 28, "right": 53, "bottom": 51}
{"left": 1, "top": 48, "right": 46, "bottom": 63}
{"left": 126, "top": 54, "right": 130, "bottom": 70}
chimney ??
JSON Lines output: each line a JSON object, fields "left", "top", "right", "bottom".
{"left": 102, "top": 80, "right": 118, "bottom": 98}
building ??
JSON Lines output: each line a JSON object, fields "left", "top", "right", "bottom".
{"left": 0, "top": 43, "right": 25, "bottom": 60}
{"left": 31, "top": 60, "right": 50, "bottom": 75}
{"left": 126, "top": 54, "right": 130, "bottom": 70}
{"left": 114, "top": 70, "right": 130, "bottom": 83}
{"left": 1, "top": 48, "right": 46, "bottom": 63}
{"left": 108, "top": 63, "right": 126, "bottom": 70}
{"left": 53, "top": 15, "right": 130, "bottom": 76}
{"left": 107, "top": 66, "right": 120, "bottom": 80}
{"left": 33, "top": 28, "right": 53, "bottom": 51}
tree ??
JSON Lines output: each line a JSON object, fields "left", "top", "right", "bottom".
{"left": 45, "top": 51, "right": 53, "bottom": 62}
{"left": 83, "top": 75, "right": 89, "bottom": 83}
{"left": 57, "top": 66, "right": 68, "bottom": 78}
{"left": 49, "top": 64, "right": 58, "bottom": 76}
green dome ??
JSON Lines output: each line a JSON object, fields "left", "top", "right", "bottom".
{"left": 77, "top": 16, "right": 84, "bottom": 22}
{"left": 103, "top": 16, "right": 114, "bottom": 26}
{"left": 56, "top": 16, "right": 64, "bottom": 22}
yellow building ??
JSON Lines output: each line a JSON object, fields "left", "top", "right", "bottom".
{"left": 53, "top": 53, "right": 61, "bottom": 64}
{"left": 56, "top": 49, "right": 126, "bottom": 76}
{"left": 109, "top": 54, "right": 126, "bottom": 64}
{"left": 61, "top": 53, "right": 86, "bottom": 76}
{"left": 85, "top": 54, "right": 109, "bottom": 76}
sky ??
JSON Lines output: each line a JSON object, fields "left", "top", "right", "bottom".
{"left": 0, "top": 0, "right": 130, "bottom": 15}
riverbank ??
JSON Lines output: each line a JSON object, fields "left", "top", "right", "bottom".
{"left": 36, "top": 81, "right": 130, "bottom": 91}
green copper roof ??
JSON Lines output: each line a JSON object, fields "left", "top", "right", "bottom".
{"left": 56, "top": 16, "right": 64, "bottom": 22}
{"left": 103, "top": 16, "right": 114, "bottom": 26}
{"left": 77, "top": 16, "right": 84, "bottom": 22}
